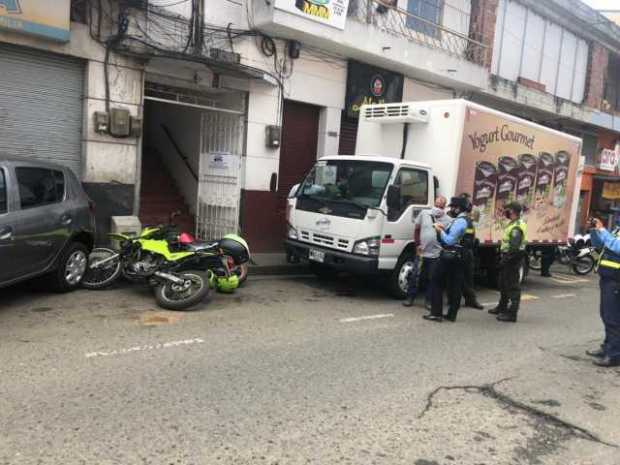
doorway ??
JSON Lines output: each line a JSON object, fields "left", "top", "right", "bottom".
{"left": 242, "top": 100, "right": 320, "bottom": 252}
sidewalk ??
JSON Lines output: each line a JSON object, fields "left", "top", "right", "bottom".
{"left": 249, "top": 253, "right": 310, "bottom": 276}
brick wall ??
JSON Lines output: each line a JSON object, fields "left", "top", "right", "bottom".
{"left": 469, "top": 0, "right": 499, "bottom": 69}
{"left": 585, "top": 43, "right": 609, "bottom": 110}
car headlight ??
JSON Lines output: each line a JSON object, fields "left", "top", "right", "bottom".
{"left": 287, "top": 224, "right": 298, "bottom": 240}
{"left": 353, "top": 237, "right": 380, "bottom": 256}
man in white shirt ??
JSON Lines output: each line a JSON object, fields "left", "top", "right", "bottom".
{"left": 403, "top": 196, "right": 452, "bottom": 308}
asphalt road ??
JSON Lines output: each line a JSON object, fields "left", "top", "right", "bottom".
{"left": 1, "top": 269, "right": 619, "bottom": 465}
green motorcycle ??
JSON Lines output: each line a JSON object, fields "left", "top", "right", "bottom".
{"left": 82, "top": 222, "right": 250, "bottom": 310}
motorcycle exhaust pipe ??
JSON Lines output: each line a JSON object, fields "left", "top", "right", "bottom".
{"left": 154, "top": 271, "right": 186, "bottom": 284}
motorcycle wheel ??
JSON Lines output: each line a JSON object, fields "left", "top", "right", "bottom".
{"left": 528, "top": 251, "right": 542, "bottom": 271}
{"left": 572, "top": 256, "right": 595, "bottom": 275}
{"left": 81, "top": 248, "right": 122, "bottom": 289}
{"left": 154, "top": 272, "right": 210, "bottom": 310}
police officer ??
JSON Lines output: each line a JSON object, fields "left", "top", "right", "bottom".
{"left": 423, "top": 196, "right": 469, "bottom": 323}
{"left": 488, "top": 202, "right": 527, "bottom": 322}
{"left": 459, "top": 193, "right": 484, "bottom": 310}
{"left": 587, "top": 217, "right": 620, "bottom": 367}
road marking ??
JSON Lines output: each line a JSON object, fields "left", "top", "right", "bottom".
{"left": 85, "top": 338, "right": 205, "bottom": 359}
{"left": 521, "top": 294, "right": 539, "bottom": 301}
{"left": 481, "top": 301, "right": 499, "bottom": 306}
{"left": 552, "top": 293, "right": 577, "bottom": 299}
{"left": 340, "top": 313, "right": 394, "bottom": 323}
{"left": 550, "top": 274, "right": 590, "bottom": 284}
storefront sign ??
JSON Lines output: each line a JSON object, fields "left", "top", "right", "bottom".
{"left": 274, "top": 0, "right": 350, "bottom": 30}
{"left": 0, "top": 0, "right": 70, "bottom": 42}
{"left": 598, "top": 148, "right": 620, "bottom": 172}
{"left": 602, "top": 182, "right": 620, "bottom": 200}
{"left": 344, "top": 61, "right": 404, "bottom": 119}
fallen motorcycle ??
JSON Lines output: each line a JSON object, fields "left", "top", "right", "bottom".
{"left": 81, "top": 222, "right": 250, "bottom": 310}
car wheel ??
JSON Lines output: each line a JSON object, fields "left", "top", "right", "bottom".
{"left": 49, "top": 242, "right": 89, "bottom": 292}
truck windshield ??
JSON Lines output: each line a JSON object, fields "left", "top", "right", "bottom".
{"left": 298, "top": 160, "right": 393, "bottom": 210}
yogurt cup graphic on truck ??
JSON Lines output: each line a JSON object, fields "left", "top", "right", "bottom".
{"left": 534, "top": 152, "right": 554, "bottom": 209}
{"left": 472, "top": 161, "right": 497, "bottom": 228}
{"left": 494, "top": 156, "right": 519, "bottom": 223}
{"left": 516, "top": 153, "right": 537, "bottom": 214}
{"left": 553, "top": 151, "right": 571, "bottom": 209}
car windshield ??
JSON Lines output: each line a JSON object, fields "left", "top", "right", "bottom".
{"left": 298, "top": 160, "right": 393, "bottom": 208}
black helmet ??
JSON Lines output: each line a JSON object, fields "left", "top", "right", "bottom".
{"left": 504, "top": 201, "right": 523, "bottom": 216}
{"left": 448, "top": 196, "right": 470, "bottom": 212}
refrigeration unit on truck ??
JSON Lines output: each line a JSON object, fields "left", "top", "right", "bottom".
{"left": 285, "top": 99, "right": 584, "bottom": 297}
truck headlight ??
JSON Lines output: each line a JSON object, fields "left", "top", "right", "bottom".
{"left": 287, "top": 224, "right": 298, "bottom": 240}
{"left": 353, "top": 237, "right": 380, "bottom": 256}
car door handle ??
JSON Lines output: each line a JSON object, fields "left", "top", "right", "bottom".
{"left": 0, "top": 226, "right": 12, "bottom": 241}
{"left": 60, "top": 215, "right": 73, "bottom": 226}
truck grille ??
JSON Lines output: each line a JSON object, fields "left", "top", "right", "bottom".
{"left": 300, "top": 230, "right": 350, "bottom": 250}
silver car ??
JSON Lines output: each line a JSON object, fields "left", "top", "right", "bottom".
{"left": 0, "top": 157, "right": 95, "bottom": 291}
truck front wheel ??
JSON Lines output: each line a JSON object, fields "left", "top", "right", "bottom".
{"left": 389, "top": 254, "right": 416, "bottom": 299}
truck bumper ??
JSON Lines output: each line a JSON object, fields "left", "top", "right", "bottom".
{"left": 285, "top": 239, "right": 379, "bottom": 275}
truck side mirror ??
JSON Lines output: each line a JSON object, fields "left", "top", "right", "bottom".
{"left": 288, "top": 184, "right": 300, "bottom": 198}
{"left": 387, "top": 185, "right": 401, "bottom": 211}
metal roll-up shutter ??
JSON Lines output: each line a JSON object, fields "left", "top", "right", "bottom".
{"left": 338, "top": 113, "right": 358, "bottom": 155}
{"left": 0, "top": 43, "right": 84, "bottom": 175}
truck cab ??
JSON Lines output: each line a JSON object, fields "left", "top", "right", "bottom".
{"left": 285, "top": 155, "right": 432, "bottom": 297}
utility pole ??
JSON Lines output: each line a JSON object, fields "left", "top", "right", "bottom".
{"left": 194, "top": 0, "right": 204, "bottom": 54}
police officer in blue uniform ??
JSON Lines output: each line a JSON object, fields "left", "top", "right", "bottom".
{"left": 423, "top": 197, "right": 469, "bottom": 323}
{"left": 588, "top": 216, "right": 620, "bottom": 367}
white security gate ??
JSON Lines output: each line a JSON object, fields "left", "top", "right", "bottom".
{"left": 196, "top": 111, "right": 244, "bottom": 240}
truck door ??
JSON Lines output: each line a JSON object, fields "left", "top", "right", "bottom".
{"left": 380, "top": 167, "right": 431, "bottom": 269}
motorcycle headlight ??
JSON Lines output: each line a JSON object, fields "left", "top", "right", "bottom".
{"left": 353, "top": 237, "right": 381, "bottom": 256}
{"left": 287, "top": 224, "right": 298, "bottom": 240}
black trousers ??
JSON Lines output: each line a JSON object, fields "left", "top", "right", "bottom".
{"left": 430, "top": 256, "right": 465, "bottom": 319}
{"left": 414, "top": 257, "right": 439, "bottom": 303}
{"left": 498, "top": 256, "right": 522, "bottom": 314}
{"left": 599, "top": 268, "right": 620, "bottom": 360}
{"left": 540, "top": 247, "right": 555, "bottom": 276}
{"left": 462, "top": 249, "right": 477, "bottom": 305}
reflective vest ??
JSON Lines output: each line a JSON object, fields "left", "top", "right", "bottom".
{"left": 462, "top": 217, "right": 476, "bottom": 250}
{"left": 598, "top": 228, "right": 620, "bottom": 270}
{"left": 500, "top": 219, "right": 527, "bottom": 253}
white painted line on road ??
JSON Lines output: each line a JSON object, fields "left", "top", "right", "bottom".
{"left": 481, "top": 301, "right": 498, "bottom": 306}
{"left": 552, "top": 293, "right": 577, "bottom": 299}
{"left": 85, "top": 338, "right": 205, "bottom": 359}
{"left": 340, "top": 313, "right": 394, "bottom": 323}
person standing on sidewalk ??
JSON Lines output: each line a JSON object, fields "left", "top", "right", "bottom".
{"left": 587, "top": 217, "right": 620, "bottom": 368}
{"left": 423, "top": 197, "right": 469, "bottom": 322}
{"left": 403, "top": 196, "right": 450, "bottom": 308}
{"left": 459, "top": 193, "right": 484, "bottom": 310}
{"left": 489, "top": 202, "right": 527, "bottom": 323}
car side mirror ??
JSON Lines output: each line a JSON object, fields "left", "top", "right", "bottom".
{"left": 386, "top": 185, "right": 400, "bottom": 211}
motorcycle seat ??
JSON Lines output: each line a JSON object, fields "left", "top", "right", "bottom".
{"left": 186, "top": 240, "right": 219, "bottom": 252}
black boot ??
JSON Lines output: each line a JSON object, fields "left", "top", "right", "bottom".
{"left": 489, "top": 294, "right": 508, "bottom": 315}
{"left": 497, "top": 295, "right": 519, "bottom": 322}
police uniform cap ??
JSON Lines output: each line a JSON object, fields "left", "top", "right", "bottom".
{"left": 448, "top": 196, "right": 469, "bottom": 210}
{"left": 504, "top": 201, "right": 522, "bottom": 215}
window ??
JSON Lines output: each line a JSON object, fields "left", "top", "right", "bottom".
{"left": 604, "top": 55, "right": 620, "bottom": 112}
{"left": 16, "top": 168, "right": 65, "bottom": 209}
{"left": 389, "top": 168, "right": 429, "bottom": 220}
{"left": 0, "top": 169, "right": 7, "bottom": 214}
{"left": 407, "top": 0, "right": 441, "bottom": 37}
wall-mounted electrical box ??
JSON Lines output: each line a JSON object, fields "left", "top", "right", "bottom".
{"left": 130, "top": 116, "right": 143, "bottom": 137}
{"left": 110, "top": 108, "right": 131, "bottom": 137}
{"left": 266, "top": 125, "right": 281, "bottom": 148}
{"left": 94, "top": 111, "right": 109, "bottom": 134}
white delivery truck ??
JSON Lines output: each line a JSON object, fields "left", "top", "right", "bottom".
{"left": 285, "top": 99, "right": 584, "bottom": 297}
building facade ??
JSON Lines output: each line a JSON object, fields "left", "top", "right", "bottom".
{"left": 1, "top": 0, "right": 620, "bottom": 249}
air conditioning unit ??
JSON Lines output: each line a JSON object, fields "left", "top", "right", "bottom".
{"left": 362, "top": 103, "right": 430, "bottom": 124}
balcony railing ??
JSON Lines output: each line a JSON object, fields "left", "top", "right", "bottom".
{"left": 348, "top": 0, "right": 489, "bottom": 66}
